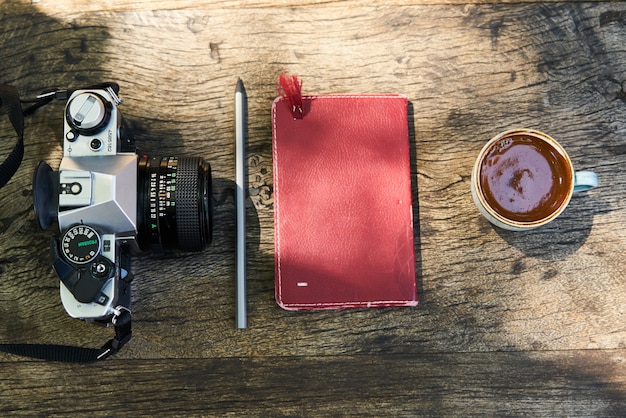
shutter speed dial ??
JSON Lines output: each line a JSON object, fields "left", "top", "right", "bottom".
{"left": 61, "top": 225, "right": 101, "bottom": 264}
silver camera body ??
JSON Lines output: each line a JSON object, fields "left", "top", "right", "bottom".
{"left": 55, "top": 86, "right": 136, "bottom": 323}
{"left": 34, "top": 84, "right": 213, "bottom": 326}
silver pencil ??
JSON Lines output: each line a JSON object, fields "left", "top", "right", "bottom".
{"left": 235, "top": 78, "right": 247, "bottom": 329}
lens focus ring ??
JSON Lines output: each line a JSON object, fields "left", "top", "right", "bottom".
{"left": 176, "top": 157, "right": 208, "bottom": 252}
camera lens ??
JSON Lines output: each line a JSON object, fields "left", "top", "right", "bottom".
{"left": 137, "top": 156, "right": 213, "bottom": 252}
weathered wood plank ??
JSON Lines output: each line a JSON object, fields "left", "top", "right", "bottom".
{"left": 0, "top": 0, "right": 611, "bottom": 16}
{"left": 1, "top": 350, "right": 625, "bottom": 416}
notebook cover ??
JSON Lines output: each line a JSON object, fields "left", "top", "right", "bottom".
{"left": 272, "top": 94, "right": 417, "bottom": 310}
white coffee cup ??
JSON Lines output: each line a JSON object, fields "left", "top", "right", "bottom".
{"left": 471, "top": 129, "right": 598, "bottom": 231}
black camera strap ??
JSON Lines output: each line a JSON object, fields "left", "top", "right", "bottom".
{"left": 0, "top": 83, "right": 57, "bottom": 188}
{"left": 0, "top": 83, "right": 132, "bottom": 362}
{"left": 0, "top": 84, "right": 26, "bottom": 188}
{"left": 0, "top": 314, "right": 131, "bottom": 363}
{"left": 0, "top": 298, "right": 132, "bottom": 363}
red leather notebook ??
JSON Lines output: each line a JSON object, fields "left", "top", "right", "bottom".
{"left": 272, "top": 94, "right": 417, "bottom": 310}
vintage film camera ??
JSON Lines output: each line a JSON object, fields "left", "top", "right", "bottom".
{"left": 33, "top": 84, "right": 213, "bottom": 331}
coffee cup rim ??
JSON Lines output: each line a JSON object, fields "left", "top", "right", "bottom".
{"left": 472, "top": 128, "right": 575, "bottom": 228}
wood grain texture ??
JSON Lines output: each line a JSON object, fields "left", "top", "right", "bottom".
{"left": 1, "top": 0, "right": 607, "bottom": 15}
{"left": 2, "top": 351, "right": 626, "bottom": 416}
{"left": 1, "top": 1, "right": 626, "bottom": 415}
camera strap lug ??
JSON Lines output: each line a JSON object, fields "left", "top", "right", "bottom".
{"left": 105, "top": 86, "right": 122, "bottom": 105}
{"left": 111, "top": 305, "right": 132, "bottom": 327}
{"left": 97, "top": 307, "right": 132, "bottom": 361}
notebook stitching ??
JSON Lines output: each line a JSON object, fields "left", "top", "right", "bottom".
{"left": 271, "top": 101, "right": 283, "bottom": 305}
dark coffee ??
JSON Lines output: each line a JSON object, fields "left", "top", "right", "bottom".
{"left": 479, "top": 134, "right": 573, "bottom": 223}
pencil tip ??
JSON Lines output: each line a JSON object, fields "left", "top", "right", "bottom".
{"left": 236, "top": 78, "right": 246, "bottom": 94}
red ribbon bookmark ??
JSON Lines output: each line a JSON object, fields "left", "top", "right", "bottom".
{"left": 277, "top": 71, "right": 304, "bottom": 119}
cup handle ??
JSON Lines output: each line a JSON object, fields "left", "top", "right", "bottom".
{"left": 573, "top": 171, "right": 598, "bottom": 193}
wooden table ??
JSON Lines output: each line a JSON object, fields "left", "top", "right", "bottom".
{"left": 1, "top": 0, "right": 625, "bottom": 415}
